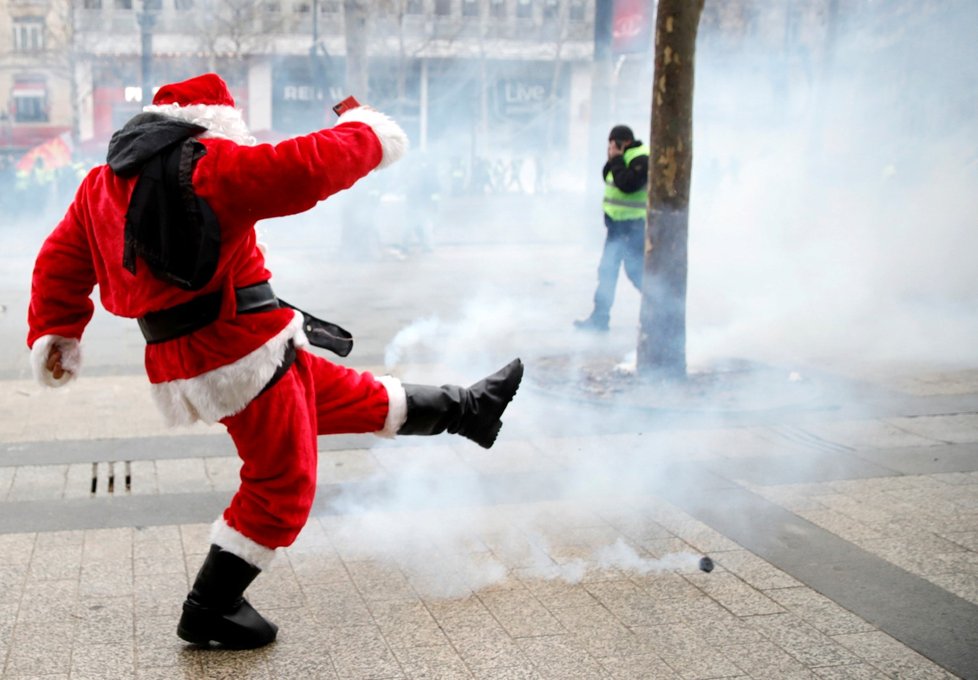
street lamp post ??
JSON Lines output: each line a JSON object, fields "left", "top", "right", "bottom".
{"left": 137, "top": 3, "right": 157, "bottom": 106}
{"left": 312, "top": 0, "right": 319, "bottom": 50}
{"left": 587, "top": 0, "right": 615, "bottom": 200}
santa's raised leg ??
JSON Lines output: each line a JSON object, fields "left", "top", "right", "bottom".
{"left": 176, "top": 353, "right": 523, "bottom": 649}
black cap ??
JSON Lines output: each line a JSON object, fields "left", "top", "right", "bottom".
{"left": 609, "top": 125, "right": 635, "bottom": 143}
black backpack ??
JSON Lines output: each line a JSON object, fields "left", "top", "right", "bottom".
{"left": 122, "top": 138, "right": 220, "bottom": 291}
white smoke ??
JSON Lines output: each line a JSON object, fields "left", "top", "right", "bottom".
{"left": 313, "top": 3, "right": 978, "bottom": 597}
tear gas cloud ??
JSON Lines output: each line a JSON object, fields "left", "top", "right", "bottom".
{"left": 687, "top": 2, "right": 978, "bottom": 370}
{"left": 321, "top": 2, "right": 978, "bottom": 596}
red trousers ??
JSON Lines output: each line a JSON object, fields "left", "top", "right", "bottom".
{"left": 218, "top": 349, "right": 392, "bottom": 555}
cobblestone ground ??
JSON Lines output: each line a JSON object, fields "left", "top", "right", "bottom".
{"left": 1, "top": 227, "right": 976, "bottom": 679}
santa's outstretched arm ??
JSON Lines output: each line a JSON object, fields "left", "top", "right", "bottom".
{"left": 204, "top": 106, "right": 408, "bottom": 225}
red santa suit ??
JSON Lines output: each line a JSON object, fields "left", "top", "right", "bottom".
{"left": 27, "top": 74, "right": 409, "bottom": 570}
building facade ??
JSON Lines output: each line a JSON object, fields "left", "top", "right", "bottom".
{"left": 0, "top": 0, "right": 74, "bottom": 154}
{"left": 1, "top": 0, "right": 658, "bottom": 182}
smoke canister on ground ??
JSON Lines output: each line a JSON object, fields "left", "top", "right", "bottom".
{"left": 699, "top": 556, "right": 714, "bottom": 573}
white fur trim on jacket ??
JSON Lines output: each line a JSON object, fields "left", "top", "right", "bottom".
{"left": 31, "top": 334, "right": 81, "bottom": 387}
{"left": 210, "top": 518, "right": 277, "bottom": 570}
{"left": 142, "top": 102, "right": 257, "bottom": 146}
{"left": 150, "top": 311, "right": 305, "bottom": 427}
{"left": 337, "top": 107, "right": 408, "bottom": 169}
{"left": 376, "top": 375, "right": 407, "bottom": 438}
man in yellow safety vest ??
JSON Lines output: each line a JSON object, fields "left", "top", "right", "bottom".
{"left": 574, "top": 125, "right": 649, "bottom": 332}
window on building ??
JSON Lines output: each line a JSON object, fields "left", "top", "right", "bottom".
{"left": 12, "top": 18, "right": 44, "bottom": 52}
{"left": 462, "top": 0, "right": 478, "bottom": 16}
{"left": 174, "top": 0, "right": 194, "bottom": 9}
{"left": 434, "top": 0, "right": 451, "bottom": 16}
{"left": 265, "top": 1, "right": 281, "bottom": 11}
{"left": 12, "top": 81, "right": 48, "bottom": 123}
{"left": 406, "top": 0, "right": 423, "bottom": 13}
{"left": 516, "top": 0, "right": 532, "bottom": 19}
{"left": 569, "top": 0, "right": 585, "bottom": 21}
{"left": 143, "top": 0, "right": 162, "bottom": 9}
{"left": 543, "top": 0, "right": 558, "bottom": 19}
{"left": 114, "top": 0, "right": 133, "bottom": 9}
{"left": 295, "top": 1, "right": 311, "bottom": 11}
{"left": 83, "top": 0, "right": 102, "bottom": 8}
{"left": 490, "top": 0, "right": 505, "bottom": 19}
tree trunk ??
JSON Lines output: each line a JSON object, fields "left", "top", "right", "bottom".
{"left": 636, "top": 0, "right": 704, "bottom": 379}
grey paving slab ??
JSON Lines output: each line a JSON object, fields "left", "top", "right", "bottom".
{"left": 0, "top": 492, "right": 229, "bottom": 534}
{"left": 885, "top": 414, "right": 978, "bottom": 444}
{"left": 855, "top": 442, "right": 978, "bottom": 475}
{"left": 704, "top": 451, "right": 899, "bottom": 485}
{"left": 0, "top": 432, "right": 380, "bottom": 467}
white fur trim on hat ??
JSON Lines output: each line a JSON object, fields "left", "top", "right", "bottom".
{"left": 210, "top": 518, "right": 277, "bottom": 570}
{"left": 376, "top": 375, "right": 407, "bottom": 438}
{"left": 337, "top": 107, "right": 408, "bottom": 169}
{"left": 150, "top": 311, "right": 304, "bottom": 426}
{"left": 142, "top": 102, "right": 257, "bottom": 146}
{"left": 31, "top": 334, "right": 81, "bottom": 387}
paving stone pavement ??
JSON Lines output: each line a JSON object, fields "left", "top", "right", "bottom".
{"left": 1, "top": 231, "right": 977, "bottom": 679}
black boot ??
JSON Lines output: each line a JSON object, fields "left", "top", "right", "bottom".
{"left": 398, "top": 358, "right": 523, "bottom": 448}
{"left": 177, "top": 545, "right": 278, "bottom": 649}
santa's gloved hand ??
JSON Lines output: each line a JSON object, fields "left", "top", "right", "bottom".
{"left": 31, "top": 335, "right": 81, "bottom": 387}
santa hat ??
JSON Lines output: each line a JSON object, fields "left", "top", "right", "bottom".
{"left": 143, "top": 72, "right": 255, "bottom": 145}
{"left": 152, "top": 72, "right": 237, "bottom": 108}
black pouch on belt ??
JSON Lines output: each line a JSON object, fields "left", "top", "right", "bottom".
{"left": 278, "top": 299, "right": 354, "bottom": 357}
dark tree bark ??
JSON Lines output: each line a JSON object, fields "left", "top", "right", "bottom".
{"left": 637, "top": 0, "right": 704, "bottom": 379}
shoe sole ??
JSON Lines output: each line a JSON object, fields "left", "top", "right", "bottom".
{"left": 177, "top": 615, "right": 278, "bottom": 650}
{"left": 474, "top": 359, "right": 524, "bottom": 449}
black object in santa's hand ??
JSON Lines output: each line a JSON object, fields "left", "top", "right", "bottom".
{"left": 332, "top": 96, "right": 360, "bottom": 116}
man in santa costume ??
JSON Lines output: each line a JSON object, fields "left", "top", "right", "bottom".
{"left": 27, "top": 73, "right": 522, "bottom": 649}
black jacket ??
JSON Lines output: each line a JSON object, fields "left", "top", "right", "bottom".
{"left": 602, "top": 139, "right": 649, "bottom": 194}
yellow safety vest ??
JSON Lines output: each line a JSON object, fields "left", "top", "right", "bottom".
{"left": 603, "top": 143, "right": 649, "bottom": 221}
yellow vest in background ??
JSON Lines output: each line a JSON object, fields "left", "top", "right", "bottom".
{"left": 603, "top": 143, "right": 649, "bottom": 221}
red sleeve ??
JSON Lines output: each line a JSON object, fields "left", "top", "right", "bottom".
{"left": 194, "top": 121, "right": 383, "bottom": 227}
{"left": 27, "top": 199, "right": 97, "bottom": 348}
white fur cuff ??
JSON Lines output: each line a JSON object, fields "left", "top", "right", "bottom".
{"left": 376, "top": 375, "right": 407, "bottom": 438}
{"left": 142, "top": 102, "right": 257, "bottom": 146}
{"left": 210, "top": 518, "right": 277, "bottom": 570}
{"left": 150, "top": 311, "right": 304, "bottom": 427}
{"left": 31, "top": 335, "right": 81, "bottom": 387}
{"left": 337, "top": 107, "right": 408, "bottom": 169}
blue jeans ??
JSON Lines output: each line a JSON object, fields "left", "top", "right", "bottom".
{"left": 590, "top": 214, "right": 644, "bottom": 322}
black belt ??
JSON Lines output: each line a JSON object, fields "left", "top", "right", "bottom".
{"left": 137, "top": 281, "right": 354, "bottom": 357}
{"left": 138, "top": 281, "right": 278, "bottom": 344}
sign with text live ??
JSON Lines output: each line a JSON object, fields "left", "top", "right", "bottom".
{"left": 494, "top": 79, "right": 551, "bottom": 119}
